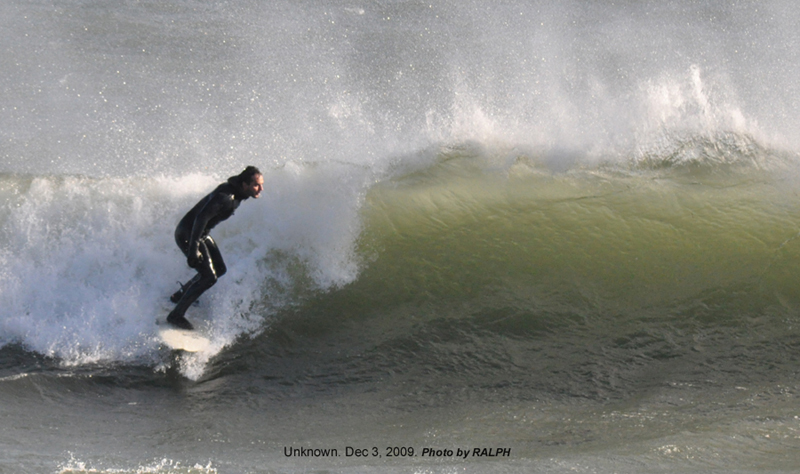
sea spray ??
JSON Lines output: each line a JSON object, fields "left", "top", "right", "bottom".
{"left": 0, "top": 164, "right": 371, "bottom": 376}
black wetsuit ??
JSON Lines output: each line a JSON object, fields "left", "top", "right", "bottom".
{"left": 167, "top": 178, "right": 250, "bottom": 329}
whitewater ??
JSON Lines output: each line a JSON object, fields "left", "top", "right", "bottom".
{"left": 1, "top": 0, "right": 799, "bottom": 473}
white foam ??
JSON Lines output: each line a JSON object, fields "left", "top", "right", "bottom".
{"left": 0, "top": 166, "right": 369, "bottom": 378}
{"left": 57, "top": 455, "right": 218, "bottom": 474}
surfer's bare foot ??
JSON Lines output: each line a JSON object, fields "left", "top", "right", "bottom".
{"left": 167, "top": 313, "right": 194, "bottom": 330}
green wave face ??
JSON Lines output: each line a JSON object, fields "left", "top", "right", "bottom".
{"left": 352, "top": 140, "right": 800, "bottom": 324}
{"left": 263, "top": 138, "right": 800, "bottom": 408}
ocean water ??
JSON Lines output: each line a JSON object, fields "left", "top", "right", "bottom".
{"left": 1, "top": 0, "right": 800, "bottom": 473}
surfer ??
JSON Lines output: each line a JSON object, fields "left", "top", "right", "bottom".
{"left": 166, "top": 166, "right": 264, "bottom": 330}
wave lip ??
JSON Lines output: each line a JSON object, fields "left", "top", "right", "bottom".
{"left": 631, "top": 131, "right": 792, "bottom": 173}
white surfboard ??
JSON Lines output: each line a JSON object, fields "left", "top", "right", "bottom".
{"left": 158, "top": 327, "right": 211, "bottom": 352}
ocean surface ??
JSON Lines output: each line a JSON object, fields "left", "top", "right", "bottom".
{"left": 1, "top": 0, "right": 800, "bottom": 473}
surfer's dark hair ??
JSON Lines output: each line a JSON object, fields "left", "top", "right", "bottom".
{"left": 229, "top": 166, "right": 262, "bottom": 187}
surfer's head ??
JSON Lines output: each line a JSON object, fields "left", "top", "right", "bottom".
{"left": 230, "top": 166, "right": 263, "bottom": 199}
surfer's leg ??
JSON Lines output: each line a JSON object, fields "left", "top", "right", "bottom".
{"left": 167, "top": 237, "right": 220, "bottom": 329}
{"left": 170, "top": 226, "right": 197, "bottom": 303}
{"left": 170, "top": 274, "right": 201, "bottom": 303}
{"left": 204, "top": 236, "right": 227, "bottom": 278}
{"left": 169, "top": 236, "right": 224, "bottom": 303}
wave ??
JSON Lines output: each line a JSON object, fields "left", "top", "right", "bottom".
{"left": 360, "top": 134, "right": 800, "bottom": 308}
{"left": 1, "top": 131, "right": 799, "bottom": 381}
{"left": 257, "top": 133, "right": 800, "bottom": 401}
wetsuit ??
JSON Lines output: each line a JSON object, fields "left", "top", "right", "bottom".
{"left": 167, "top": 178, "right": 250, "bottom": 329}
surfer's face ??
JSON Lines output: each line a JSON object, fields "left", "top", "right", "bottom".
{"left": 243, "top": 174, "right": 264, "bottom": 198}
